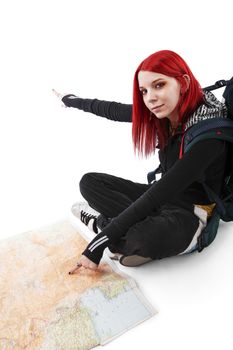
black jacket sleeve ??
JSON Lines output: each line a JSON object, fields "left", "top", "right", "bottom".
{"left": 62, "top": 94, "right": 132, "bottom": 122}
{"left": 82, "top": 138, "right": 226, "bottom": 264}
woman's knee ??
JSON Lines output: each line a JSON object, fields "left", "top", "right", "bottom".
{"left": 79, "top": 172, "right": 105, "bottom": 198}
{"left": 79, "top": 172, "right": 97, "bottom": 190}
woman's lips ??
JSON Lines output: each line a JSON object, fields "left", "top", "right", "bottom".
{"left": 152, "top": 104, "right": 164, "bottom": 112}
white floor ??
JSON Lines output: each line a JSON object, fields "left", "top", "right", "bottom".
{"left": 1, "top": 192, "right": 233, "bottom": 350}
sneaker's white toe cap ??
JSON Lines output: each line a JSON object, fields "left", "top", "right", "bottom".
{"left": 71, "top": 201, "right": 100, "bottom": 218}
{"left": 71, "top": 201, "right": 86, "bottom": 218}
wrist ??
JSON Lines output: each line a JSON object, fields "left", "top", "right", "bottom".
{"left": 82, "top": 249, "right": 103, "bottom": 265}
{"left": 82, "top": 232, "right": 110, "bottom": 265}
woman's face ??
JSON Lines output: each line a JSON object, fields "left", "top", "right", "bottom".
{"left": 138, "top": 70, "right": 182, "bottom": 124}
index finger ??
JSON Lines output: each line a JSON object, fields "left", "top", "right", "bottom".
{"left": 68, "top": 263, "right": 82, "bottom": 275}
{"left": 52, "top": 89, "right": 61, "bottom": 98}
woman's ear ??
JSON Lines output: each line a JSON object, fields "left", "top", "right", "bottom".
{"left": 181, "top": 74, "right": 190, "bottom": 93}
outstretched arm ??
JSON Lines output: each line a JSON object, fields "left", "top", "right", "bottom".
{"left": 62, "top": 94, "right": 132, "bottom": 122}
{"left": 52, "top": 89, "right": 132, "bottom": 122}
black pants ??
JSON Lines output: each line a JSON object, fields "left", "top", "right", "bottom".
{"left": 79, "top": 172, "right": 200, "bottom": 260}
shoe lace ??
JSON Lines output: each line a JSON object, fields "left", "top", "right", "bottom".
{"left": 80, "top": 211, "right": 98, "bottom": 233}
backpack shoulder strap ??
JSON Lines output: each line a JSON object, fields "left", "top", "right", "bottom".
{"left": 223, "top": 77, "right": 233, "bottom": 118}
{"left": 180, "top": 118, "right": 233, "bottom": 157}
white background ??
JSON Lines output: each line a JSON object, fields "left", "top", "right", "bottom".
{"left": 0, "top": 0, "right": 233, "bottom": 349}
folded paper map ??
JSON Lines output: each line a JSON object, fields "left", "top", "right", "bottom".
{"left": 0, "top": 220, "right": 156, "bottom": 349}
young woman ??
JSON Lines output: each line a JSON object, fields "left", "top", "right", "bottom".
{"left": 53, "top": 50, "right": 228, "bottom": 271}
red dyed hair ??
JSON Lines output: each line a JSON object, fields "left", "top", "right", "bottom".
{"left": 132, "top": 50, "right": 204, "bottom": 157}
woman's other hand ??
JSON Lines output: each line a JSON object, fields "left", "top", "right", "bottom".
{"left": 52, "top": 88, "right": 66, "bottom": 99}
{"left": 52, "top": 89, "right": 69, "bottom": 108}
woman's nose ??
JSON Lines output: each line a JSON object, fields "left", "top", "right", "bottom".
{"left": 147, "top": 89, "right": 158, "bottom": 102}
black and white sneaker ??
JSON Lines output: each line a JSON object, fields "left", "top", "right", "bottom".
{"left": 71, "top": 202, "right": 100, "bottom": 234}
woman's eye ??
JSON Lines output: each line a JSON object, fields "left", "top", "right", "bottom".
{"left": 155, "top": 82, "right": 164, "bottom": 89}
{"left": 139, "top": 83, "right": 164, "bottom": 95}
